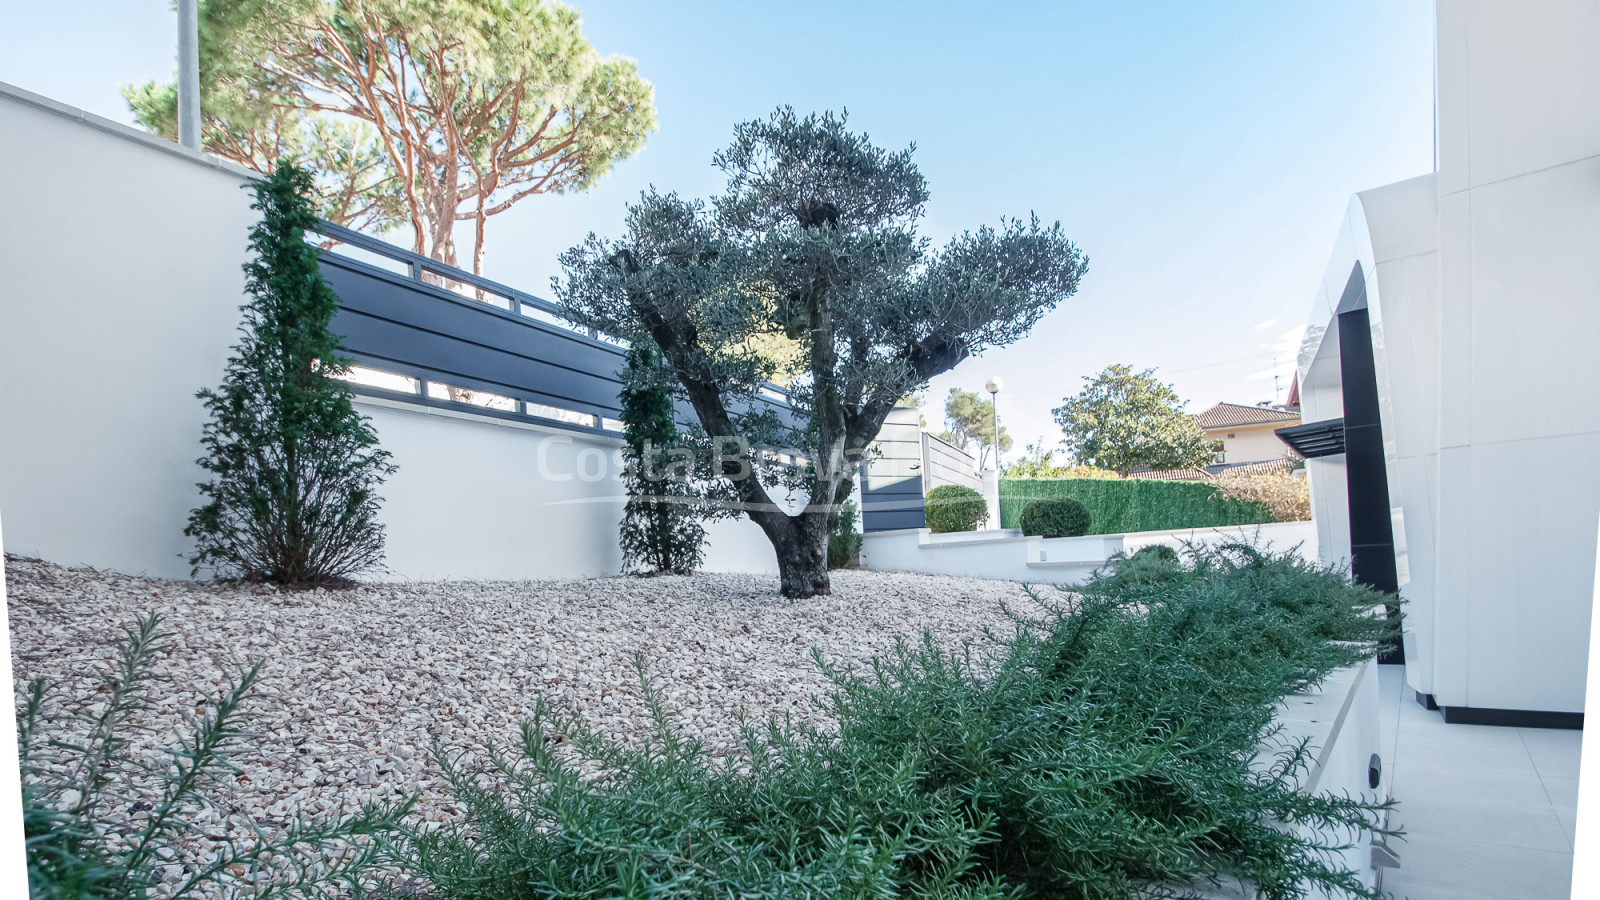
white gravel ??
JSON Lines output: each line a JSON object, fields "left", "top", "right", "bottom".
{"left": 5, "top": 554, "right": 1030, "bottom": 886}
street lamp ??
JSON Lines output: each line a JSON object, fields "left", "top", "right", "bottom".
{"left": 984, "top": 376, "right": 1003, "bottom": 470}
{"left": 177, "top": 0, "right": 201, "bottom": 150}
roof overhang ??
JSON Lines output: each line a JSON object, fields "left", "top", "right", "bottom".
{"left": 1275, "top": 418, "right": 1345, "bottom": 459}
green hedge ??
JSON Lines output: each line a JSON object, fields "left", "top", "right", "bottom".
{"left": 1000, "top": 477, "right": 1270, "bottom": 534}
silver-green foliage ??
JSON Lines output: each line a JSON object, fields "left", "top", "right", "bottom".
{"left": 555, "top": 108, "right": 1088, "bottom": 597}
{"left": 18, "top": 613, "right": 409, "bottom": 899}
{"left": 402, "top": 542, "right": 1399, "bottom": 899}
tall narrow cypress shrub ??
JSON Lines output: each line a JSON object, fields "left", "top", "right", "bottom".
{"left": 617, "top": 343, "right": 707, "bottom": 574}
{"left": 185, "top": 164, "right": 396, "bottom": 583}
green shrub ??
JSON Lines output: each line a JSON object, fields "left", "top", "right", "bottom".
{"left": 619, "top": 343, "right": 709, "bottom": 575}
{"left": 19, "top": 613, "right": 407, "bottom": 899}
{"left": 827, "top": 500, "right": 864, "bottom": 569}
{"left": 403, "top": 541, "right": 1398, "bottom": 900}
{"left": 1000, "top": 476, "right": 1270, "bottom": 534}
{"left": 1133, "top": 543, "right": 1180, "bottom": 562}
{"left": 924, "top": 483, "right": 988, "bottom": 533}
{"left": 1092, "top": 542, "right": 1186, "bottom": 591}
{"left": 1018, "top": 497, "right": 1091, "bottom": 537}
{"left": 186, "top": 164, "right": 395, "bottom": 584}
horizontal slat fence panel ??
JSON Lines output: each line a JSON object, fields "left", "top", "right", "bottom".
{"left": 314, "top": 222, "right": 798, "bottom": 439}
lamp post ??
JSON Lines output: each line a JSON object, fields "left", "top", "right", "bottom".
{"left": 177, "top": 0, "right": 201, "bottom": 150}
{"left": 984, "top": 376, "right": 1003, "bottom": 470}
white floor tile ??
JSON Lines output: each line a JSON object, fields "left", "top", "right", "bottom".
{"left": 1381, "top": 872, "right": 1534, "bottom": 899}
{"left": 1389, "top": 796, "right": 1568, "bottom": 851}
{"left": 1392, "top": 736, "right": 1538, "bottom": 775}
{"left": 1555, "top": 808, "right": 1578, "bottom": 850}
{"left": 1396, "top": 717, "right": 1531, "bottom": 750}
{"left": 1375, "top": 665, "right": 1577, "bottom": 899}
{"left": 1396, "top": 766, "right": 1553, "bottom": 808}
{"left": 1541, "top": 775, "right": 1580, "bottom": 810}
{"left": 1387, "top": 834, "right": 1572, "bottom": 898}
{"left": 1520, "top": 728, "right": 1583, "bottom": 779}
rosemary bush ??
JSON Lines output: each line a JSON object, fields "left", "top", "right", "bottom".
{"left": 18, "top": 613, "right": 408, "bottom": 900}
{"left": 403, "top": 541, "right": 1397, "bottom": 899}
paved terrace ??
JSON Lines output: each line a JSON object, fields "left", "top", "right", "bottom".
{"left": 1379, "top": 666, "right": 1580, "bottom": 899}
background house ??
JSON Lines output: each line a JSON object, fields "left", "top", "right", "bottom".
{"left": 1195, "top": 400, "right": 1301, "bottom": 465}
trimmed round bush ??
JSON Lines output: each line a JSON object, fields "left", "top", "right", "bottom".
{"left": 1132, "top": 543, "right": 1179, "bottom": 563}
{"left": 1019, "top": 498, "right": 1092, "bottom": 537}
{"left": 924, "top": 484, "right": 988, "bottom": 533}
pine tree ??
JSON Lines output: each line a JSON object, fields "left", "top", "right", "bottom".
{"left": 185, "top": 164, "right": 395, "bottom": 583}
{"left": 617, "top": 343, "right": 707, "bottom": 575}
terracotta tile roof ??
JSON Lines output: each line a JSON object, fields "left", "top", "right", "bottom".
{"left": 1208, "top": 459, "right": 1297, "bottom": 478}
{"left": 1123, "top": 467, "right": 1210, "bottom": 481}
{"left": 1123, "top": 459, "right": 1297, "bottom": 481}
{"left": 1194, "top": 402, "right": 1302, "bottom": 431}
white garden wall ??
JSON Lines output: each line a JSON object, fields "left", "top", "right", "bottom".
{"left": 0, "top": 82, "right": 781, "bottom": 581}
{"left": 861, "top": 520, "right": 1318, "bottom": 586}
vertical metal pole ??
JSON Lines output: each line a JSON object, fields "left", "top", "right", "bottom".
{"left": 177, "top": 0, "right": 201, "bottom": 150}
{"left": 989, "top": 390, "right": 999, "bottom": 471}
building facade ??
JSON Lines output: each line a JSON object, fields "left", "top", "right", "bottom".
{"left": 1289, "top": 1, "right": 1600, "bottom": 725}
{"left": 1196, "top": 402, "right": 1301, "bottom": 465}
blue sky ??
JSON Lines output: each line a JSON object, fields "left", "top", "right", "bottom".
{"left": 1, "top": 1, "right": 1437, "bottom": 456}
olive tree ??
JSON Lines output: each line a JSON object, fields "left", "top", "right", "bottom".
{"left": 557, "top": 109, "right": 1087, "bottom": 597}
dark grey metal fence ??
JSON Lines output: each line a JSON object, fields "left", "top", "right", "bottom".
{"left": 315, "top": 221, "right": 795, "bottom": 437}
{"left": 861, "top": 407, "right": 929, "bottom": 532}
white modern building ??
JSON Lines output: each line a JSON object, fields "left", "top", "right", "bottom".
{"left": 1285, "top": 1, "right": 1600, "bottom": 727}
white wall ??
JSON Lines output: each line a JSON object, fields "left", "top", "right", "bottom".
{"left": 0, "top": 85, "right": 258, "bottom": 579}
{"left": 352, "top": 399, "right": 782, "bottom": 580}
{"left": 1302, "top": 174, "right": 1441, "bottom": 689}
{"left": 861, "top": 520, "right": 1318, "bottom": 586}
{"left": 1429, "top": 0, "right": 1600, "bottom": 714}
{"left": 0, "top": 83, "right": 780, "bottom": 582}
{"left": 1217, "top": 425, "right": 1295, "bottom": 464}
{"left": 1299, "top": 1, "right": 1600, "bottom": 715}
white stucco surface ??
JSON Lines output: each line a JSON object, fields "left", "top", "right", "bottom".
{"left": 0, "top": 85, "right": 257, "bottom": 579}
{"left": 861, "top": 520, "right": 1318, "bottom": 586}
{"left": 1299, "top": 0, "right": 1600, "bottom": 716}
{"left": 0, "top": 83, "right": 782, "bottom": 581}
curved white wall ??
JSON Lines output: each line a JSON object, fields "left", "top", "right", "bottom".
{"left": 1299, "top": 0, "right": 1600, "bottom": 717}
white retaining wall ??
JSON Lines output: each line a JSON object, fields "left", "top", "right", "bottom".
{"left": 0, "top": 83, "right": 781, "bottom": 581}
{"left": 861, "top": 520, "right": 1319, "bottom": 585}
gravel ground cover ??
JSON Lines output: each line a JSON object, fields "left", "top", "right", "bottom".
{"left": 5, "top": 554, "right": 1030, "bottom": 887}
